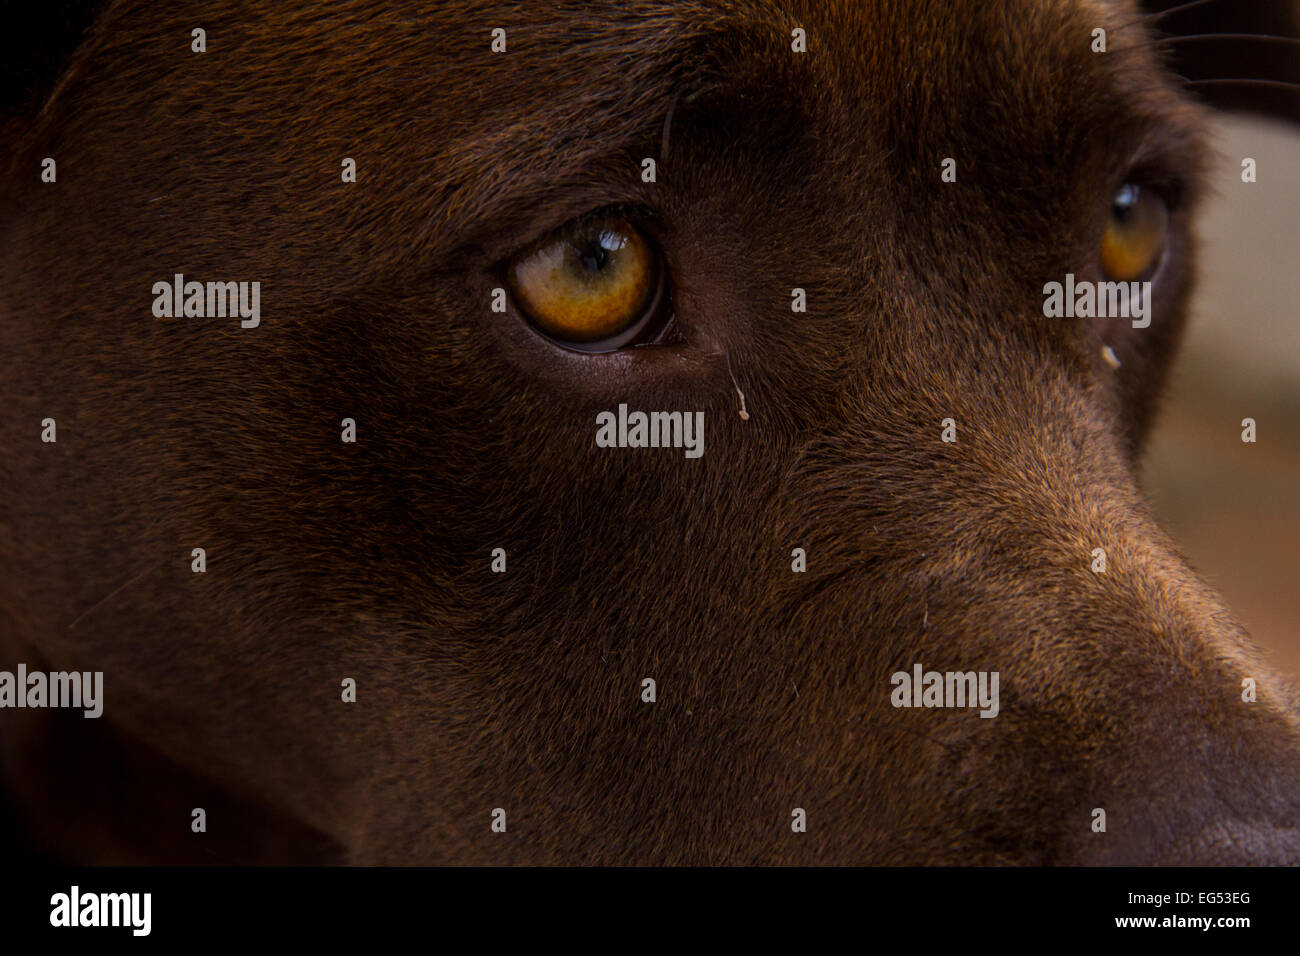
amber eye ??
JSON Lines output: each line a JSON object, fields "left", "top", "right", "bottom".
{"left": 1100, "top": 183, "right": 1169, "bottom": 281}
{"left": 507, "top": 214, "right": 666, "bottom": 351}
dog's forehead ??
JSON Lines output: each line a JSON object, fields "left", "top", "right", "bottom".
{"left": 432, "top": 0, "right": 1153, "bottom": 123}
{"left": 396, "top": 0, "right": 1182, "bottom": 252}
{"left": 38, "top": 0, "right": 1196, "bottom": 286}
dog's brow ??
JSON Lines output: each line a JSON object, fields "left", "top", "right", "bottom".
{"left": 408, "top": 19, "right": 808, "bottom": 254}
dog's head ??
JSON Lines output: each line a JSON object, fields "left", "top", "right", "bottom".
{"left": 2, "top": 0, "right": 1298, "bottom": 864}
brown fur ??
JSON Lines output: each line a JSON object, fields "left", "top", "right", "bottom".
{"left": 2, "top": 0, "right": 1299, "bottom": 864}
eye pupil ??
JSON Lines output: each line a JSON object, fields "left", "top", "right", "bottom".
{"left": 1111, "top": 183, "right": 1138, "bottom": 222}
{"left": 578, "top": 242, "right": 608, "bottom": 273}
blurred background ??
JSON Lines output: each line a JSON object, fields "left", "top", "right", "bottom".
{"left": 1143, "top": 112, "right": 1300, "bottom": 680}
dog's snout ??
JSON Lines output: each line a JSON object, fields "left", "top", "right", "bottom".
{"left": 861, "top": 398, "right": 1300, "bottom": 865}
{"left": 1193, "top": 822, "right": 1300, "bottom": 865}
{"left": 1054, "top": 572, "right": 1300, "bottom": 865}
{"left": 1082, "top": 761, "right": 1300, "bottom": 865}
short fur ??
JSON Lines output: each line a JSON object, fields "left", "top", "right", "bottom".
{"left": 2, "top": 0, "right": 1298, "bottom": 864}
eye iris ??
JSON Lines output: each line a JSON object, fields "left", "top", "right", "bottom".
{"left": 1100, "top": 183, "right": 1168, "bottom": 282}
{"left": 508, "top": 219, "right": 655, "bottom": 343}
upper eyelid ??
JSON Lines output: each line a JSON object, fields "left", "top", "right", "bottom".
{"left": 449, "top": 170, "right": 662, "bottom": 266}
{"left": 1121, "top": 124, "right": 1206, "bottom": 206}
{"left": 497, "top": 203, "right": 663, "bottom": 273}
{"left": 1116, "top": 161, "right": 1188, "bottom": 213}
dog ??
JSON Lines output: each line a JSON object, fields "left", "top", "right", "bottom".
{"left": 2, "top": 0, "right": 1299, "bottom": 865}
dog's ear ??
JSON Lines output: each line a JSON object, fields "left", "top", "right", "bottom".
{"left": 1143, "top": 0, "right": 1300, "bottom": 124}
